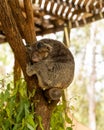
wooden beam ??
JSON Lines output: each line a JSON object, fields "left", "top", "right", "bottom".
{"left": 0, "top": 6, "right": 104, "bottom": 40}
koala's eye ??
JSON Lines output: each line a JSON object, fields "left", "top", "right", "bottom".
{"left": 37, "top": 42, "right": 44, "bottom": 49}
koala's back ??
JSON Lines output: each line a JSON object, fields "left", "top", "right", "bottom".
{"left": 37, "top": 58, "right": 74, "bottom": 90}
{"left": 48, "top": 62, "right": 74, "bottom": 89}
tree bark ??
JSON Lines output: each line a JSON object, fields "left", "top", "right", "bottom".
{"left": 0, "top": 0, "right": 57, "bottom": 130}
{"left": 8, "top": 0, "right": 36, "bottom": 44}
{"left": 14, "top": 56, "right": 21, "bottom": 86}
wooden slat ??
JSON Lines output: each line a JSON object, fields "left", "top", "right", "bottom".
{"left": 44, "top": 0, "right": 49, "bottom": 11}
{"left": 50, "top": 1, "right": 55, "bottom": 13}
{"left": 39, "top": 0, "right": 42, "bottom": 5}
{"left": 60, "top": 5, "right": 66, "bottom": 16}
{"left": 65, "top": 8, "right": 72, "bottom": 18}
{"left": 55, "top": 4, "right": 61, "bottom": 15}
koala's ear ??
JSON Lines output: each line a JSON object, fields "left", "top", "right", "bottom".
{"left": 44, "top": 44, "right": 53, "bottom": 52}
{"left": 26, "top": 45, "right": 32, "bottom": 53}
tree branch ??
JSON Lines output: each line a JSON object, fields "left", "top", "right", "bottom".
{"left": 7, "top": 0, "right": 26, "bottom": 38}
{"left": 24, "top": 0, "right": 37, "bottom": 43}
{"left": 8, "top": 0, "right": 36, "bottom": 44}
{"left": 0, "top": 0, "right": 26, "bottom": 73}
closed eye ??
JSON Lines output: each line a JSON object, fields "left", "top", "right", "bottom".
{"left": 37, "top": 42, "right": 44, "bottom": 49}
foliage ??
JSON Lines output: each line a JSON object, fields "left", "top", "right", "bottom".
{"left": 51, "top": 102, "right": 73, "bottom": 130}
{"left": 0, "top": 76, "right": 73, "bottom": 130}
{"left": 70, "top": 20, "right": 104, "bottom": 130}
{"left": 70, "top": 24, "right": 90, "bottom": 54}
{"left": 0, "top": 78, "right": 37, "bottom": 130}
{"left": 0, "top": 44, "right": 13, "bottom": 65}
{"left": 0, "top": 44, "right": 14, "bottom": 76}
{"left": 96, "top": 89, "right": 104, "bottom": 130}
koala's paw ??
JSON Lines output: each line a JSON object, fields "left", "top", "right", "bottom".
{"left": 26, "top": 64, "right": 33, "bottom": 76}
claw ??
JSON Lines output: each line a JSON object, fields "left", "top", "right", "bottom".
{"left": 26, "top": 63, "right": 32, "bottom": 76}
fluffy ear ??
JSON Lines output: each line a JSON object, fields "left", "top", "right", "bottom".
{"left": 44, "top": 44, "right": 53, "bottom": 52}
{"left": 25, "top": 45, "right": 32, "bottom": 53}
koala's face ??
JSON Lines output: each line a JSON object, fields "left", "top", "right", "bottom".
{"left": 29, "top": 41, "right": 52, "bottom": 63}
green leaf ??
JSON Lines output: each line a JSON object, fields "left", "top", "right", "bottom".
{"left": 12, "top": 124, "right": 21, "bottom": 130}
{"left": 27, "top": 123, "right": 37, "bottom": 130}
{"left": 37, "top": 116, "right": 44, "bottom": 130}
{"left": 7, "top": 83, "right": 11, "bottom": 90}
{"left": 18, "top": 80, "right": 27, "bottom": 98}
{"left": 16, "top": 100, "right": 25, "bottom": 123}
{"left": 66, "top": 127, "right": 73, "bottom": 130}
{"left": 26, "top": 114, "right": 37, "bottom": 129}
{"left": 65, "top": 113, "right": 72, "bottom": 124}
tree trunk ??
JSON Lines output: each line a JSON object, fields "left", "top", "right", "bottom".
{"left": 14, "top": 56, "right": 21, "bottom": 86}
{"left": 86, "top": 23, "right": 97, "bottom": 130}
{"left": 0, "top": 0, "right": 57, "bottom": 129}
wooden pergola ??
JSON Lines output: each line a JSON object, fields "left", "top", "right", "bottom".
{"left": 0, "top": 0, "right": 104, "bottom": 43}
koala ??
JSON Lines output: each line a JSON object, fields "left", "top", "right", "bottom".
{"left": 26, "top": 39, "right": 75, "bottom": 100}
